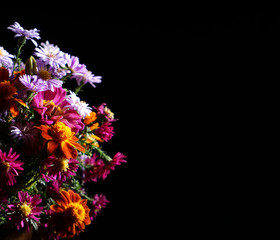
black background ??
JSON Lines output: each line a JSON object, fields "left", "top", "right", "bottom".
{"left": 0, "top": 9, "right": 276, "bottom": 238}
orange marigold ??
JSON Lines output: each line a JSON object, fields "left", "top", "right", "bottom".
{"left": 49, "top": 190, "right": 91, "bottom": 238}
{"left": 36, "top": 121, "right": 85, "bottom": 159}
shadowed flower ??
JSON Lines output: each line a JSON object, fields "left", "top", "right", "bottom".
{"left": 36, "top": 121, "right": 85, "bottom": 159}
{"left": 49, "top": 190, "right": 91, "bottom": 238}
{"left": 7, "top": 191, "right": 44, "bottom": 231}
{"left": 0, "top": 148, "right": 24, "bottom": 186}
{"left": 90, "top": 194, "right": 109, "bottom": 220}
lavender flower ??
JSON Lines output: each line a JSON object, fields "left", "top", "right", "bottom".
{"left": 34, "top": 41, "right": 67, "bottom": 68}
{"left": 19, "top": 74, "right": 49, "bottom": 92}
{"left": 0, "top": 46, "right": 14, "bottom": 68}
{"left": 7, "top": 22, "right": 40, "bottom": 46}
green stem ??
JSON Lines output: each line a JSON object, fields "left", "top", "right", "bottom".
{"left": 93, "top": 146, "right": 112, "bottom": 162}
{"left": 13, "top": 37, "right": 26, "bottom": 73}
{"left": 75, "top": 82, "right": 85, "bottom": 94}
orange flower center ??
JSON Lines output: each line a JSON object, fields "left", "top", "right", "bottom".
{"left": 18, "top": 202, "right": 32, "bottom": 217}
{"left": 51, "top": 121, "right": 73, "bottom": 141}
{"left": 42, "top": 100, "right": 63, "bottom": 116}
{"left": 0, "top": 81, "right": 17, "bottom": 99}
{"left": 38, "top": 69, "right": 52, "bottom": 81}
{"left": 64, "top": 202, "right": 86, "bottom": 224}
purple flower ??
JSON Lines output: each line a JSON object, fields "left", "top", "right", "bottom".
{"left": 74, "top": 70, "right": 102, "bottom": 88}
{"left": 7, "top": 191, "right": 44, "bottom": 231}
{"left": 34, "top": 41, "right": 67, "bottom": 68}
{"left": 90, "top": 194, "right": 109, "bottom": 220}
{"left": 95, "top": 122, "right": 114, "bottom": 142}
{"left": 7, "top": 22, "right": 40, "bottom": 46}
{"left": 19, "top": 74, "right": 49, "bottom": 92}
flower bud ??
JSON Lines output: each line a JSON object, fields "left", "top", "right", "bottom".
{"left": 25, "top": 56, "right": 37, "bottom": 75}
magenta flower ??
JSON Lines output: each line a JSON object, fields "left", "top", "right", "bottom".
{"left": 95, "top": 103, "right": 116, "bottom": 122}
{"left": 32, "top": 87, "right": 84, "bottom": 133}
{"left": 42, "top": 155, "right": 79, "bottom": 182}
{"left": 0, "top": 148, "right": 24, "bottom": 186}
{"left": 7, "top": 191, "right": 44, "bottom": 231}
{"left": 95, "top": 122, "right": 114, "bottom": 142}
{"left": 83, "top": 152, "right": 126, "bottom": 182}
{"left": 99, "top": 152, "right": 127, "bottom": 180}
{"left": 90, "top": 194, "right": 109, "bottom": 220}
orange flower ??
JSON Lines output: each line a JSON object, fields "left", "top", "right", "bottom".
{"left": 49, "top": 190, "right": 91, "bottom": 238}
{"left": 0, "top": 80, "right": 26, "bottom": 117}
{"left": 37, "top": 121, "right": 85, "bottom": 159}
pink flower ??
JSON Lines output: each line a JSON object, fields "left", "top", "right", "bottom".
{"left": 0, "top": 148, "right": 24, "bottom": 186}
{"left": 95, "top": 122, "right": 114, "bottom": 142}
{"left": 95, "top": 103, "right": 116, "bottom": 122}
{"left": 7, "top": 191, "right": 44, "bottom": 231}
{"left": 83, "top": 152, "right": 126, "bottom": 182}
{"left": 90, "top": 194, "right": 109, "bottom": 220}
{"left": 99, "top": 152, "right": 127, "bottom": 180}
{"left": 32, "top": 87, "right": 84, "bottom": 133}
{"left": 82, "top": 153, "right": 105, "bottom": 183}
{"left": 42, "top": 155, "right": 79, "bottom": 182}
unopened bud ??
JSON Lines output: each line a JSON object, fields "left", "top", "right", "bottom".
{"left": 25, "top": 56, "right": 37, "bottom": 75}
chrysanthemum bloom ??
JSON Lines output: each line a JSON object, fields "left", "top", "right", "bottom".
{"left": 8, "top": 22, "right": 40, "bottom": 46}
{"left": 34, "top": 41, "right": 67, "bottom": 68}
{"left": 43, "top": 155, "right": 79, "bottom": 182}
{"left": 90, "top": 194, "right": 109, "bottom": 220}
{"left": 7, "top": 191, "right": 44, "bottom": 231}
{"left": 0, "top": 148, "right": 24, "bottom": 186}
{"left": 32, "top": 87, "right": 84, "bottom": 133}
{"left": 0, "top": 47, "right": 14, "bottom": 68}
{"left": 0, "top": 70, "right": 26, "bottom": 117}
{"left": 95, "top": 103, "right": 116, "bottom": 122}
{"left": 82, "top": 153, "right": 105, "bottom": 183}
{"left": 99, "top": 152, "right": 127, "bottom": 180}
{"left": 49, "top": 190, "right": 91, "bottom": 238}
{"left": 95, "top": 122, "right": 115, "bottom": 142}
{"left": 36, "top": 121, "right": 85, "bottom": 159}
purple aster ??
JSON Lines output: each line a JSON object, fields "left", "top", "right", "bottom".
{"left": 7, "top": 22, "right": 40, "bottom": 46}
{"left": 36, "top": 59, "right": 63, "bottom": 91}
{"left": 34, "top": 41, "right": 67, "bottom": 68}
{"left": 65, "top": 54, "right": 87, "bottom": 76}
{"left": 19, "top": 74, "right": 49, "bottom": 92}
{"left": 74, "top": 69, "right": 102, "bottom": 88}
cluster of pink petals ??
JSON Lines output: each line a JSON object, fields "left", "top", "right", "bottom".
{"left": 83, "top": 152, "right": 126, "bottom": 183}
{"left": 0, "top": 148, "right": 24, "bottom": 186}
{"left": 32, "top": 87, "right": 84, "bottom": 133}
{"left": 42, "top": 155, "right": 79, "bottom": 182}
{"left": 7, "top": 191, "right": 44, "bottom": 231}
{"left": 95, "top": 122, "right": 114, "bottom": 142}
{"left": 90, "top": 194, "right": 109, "bottom": 220}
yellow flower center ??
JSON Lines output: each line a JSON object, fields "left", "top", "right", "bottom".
{"left": 0, "top": 161, "right": 10, "bottom": 172}
{"left": 18, "top": 202, "right": 32, "bottom": 217}
{"left": 65, "top": 202, "right": 86, "bottom": 224}
{"left": 0, "top": 49, "right": 3, "bottom": 57}
{"left": 0, "top": 81, "right": 17, "bottom": 99}
{"left": 52, "top": 121, "right": 73, "bottom": 141}
{"left": 56, "top": 158, "right": 69, "bottom": 172}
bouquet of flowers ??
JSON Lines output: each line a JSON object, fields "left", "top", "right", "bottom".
{"left": 0, "top": 22, "right": 126, "bottom": 239}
